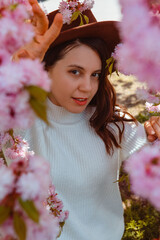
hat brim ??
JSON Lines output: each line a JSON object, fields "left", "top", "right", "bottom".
{"left": 49, "top": 21, "right": 120, "bottom": 56}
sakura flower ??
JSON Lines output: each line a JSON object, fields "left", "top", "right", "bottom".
{"left": 125, "top": 143, "right": 160, "bottom": 209}
{"left": 0, "top": 50, "right": 10, "bottom": 67}
{"left": 61, "top": 8, "right": 72, "bottom": 24}
{"left": 59, "top": 0, "right": 69, "bottom": 12}
{"left": 0, "top": 58, "right": 50, "bottom": 132}
{"left": 115, "top": 0, "right": 160, "bottom": 92}
{"left": 0, "top": 0, "right": 31, "bottom": 9}
{"left": 4, "top": 136, "right": 32, "bottom": 162}
{"left": 0, "top": 89, "right": 34, "bottom": 131}
{"left": 0, "top": 158, "right": 4, "bottom": 167}
{"left": 145, "top": 102, "right": 160, "bottom": 112}
{"left": 0, "top": 166, "right": 15, "bottom": 201}
{"left": 27, "top": 155, "right": 51, "bottom": 199}
{"left": 26, "top": 209, "right": 59, "bottom": 240}
{"left": 16, "top": 172, "right": 41, "bottom": 200}
{"left": 45, "top": 185, "right": 69, "bottom": 223}
{"left": 0, "top": 5, "right": 34, "bottom": 55}
{"left": 59, "top": 0, "right": 94, "bottom": 24}
{"left": 136, "top": 87, "right": 160, "bottom": 103}
{"left": 83, "top": 0, "right": 94, "bottom": 10}
{"left": 68, "top": 1, "right": 78, "bottom": 8}
{"left": 19, "top": 59, "right": 51, "bottom": 91}
{"left": 0, "top": 218, "right": 17, "bottom": 240}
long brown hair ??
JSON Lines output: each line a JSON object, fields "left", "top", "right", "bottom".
{"left": 43, "top": 38, "right": 136, "bottom": 155}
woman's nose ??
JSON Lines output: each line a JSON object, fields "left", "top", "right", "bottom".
{"left": 79, "top": 76, "right": 92, "bottom": 92}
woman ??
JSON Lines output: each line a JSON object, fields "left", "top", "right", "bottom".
{"left": 14, "top": 0, "right": 160, "bottom": 239}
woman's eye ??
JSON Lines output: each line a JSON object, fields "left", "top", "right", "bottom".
{"left": 71, "top": 70, "right": 80, "bottom": 75}
{"left": 92, "top": 73, "right": 100, "bottom": 78}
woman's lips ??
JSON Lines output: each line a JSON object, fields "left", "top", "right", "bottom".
{"left": 72, "top": 97, "right": 88, "bottom": 106}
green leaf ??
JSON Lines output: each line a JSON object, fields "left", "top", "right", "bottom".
{"left": 71, "top": 11, "right": 80, "bottom": 22}
{"left": 106, "top": 57, "right": 114, "bottom": 67}
{"left": 29, "top": 97, "right": 49, "bottom": 125}
{"left": 115, "top": 69, "right": 119, "bottom": 76}
{"left": 83, "top": 14, "right": 89, "bottom": 24}
{"left": 79, "top": 14, "right": 84, "bottom": 26}
{"left": 0, "top": 205, "right": 11, "bottom": 225}
{"left": 9, "top": 3, "right": 18, "bottom": 11}
{"left": 109, "top": 63, "right": 113, "bottom": 76}
{"left": 13, "top": 211, "right": 26, "bottom": 240}
{"left": 0, "top": 150, "right": 7, "bottom": 166}
{"left": 25, "top": 85, "right": 49, "bottom": 125}
{"left": 25, "top": 85, "right": 48, "bottom": 102}
{"left": 19, "top": 198, "right": 39, "bottom": 223}
{"left": 105, "top": 56, "right": 118, "bottom": 76}
{"left": 8, "top": 129, "right": 14, "bottom": 139}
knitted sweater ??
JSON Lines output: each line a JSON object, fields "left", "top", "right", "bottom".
{"left": 15, "top": 99, "right": 147, "bottom": 240}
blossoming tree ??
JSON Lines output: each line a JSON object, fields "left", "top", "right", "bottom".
{"left": 0, "top": 1, "right": 68, "bottom": 239}
{"left": 115, "top": 0, "right": 160, "bottom": 211}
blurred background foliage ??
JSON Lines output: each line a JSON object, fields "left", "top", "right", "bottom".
{"left": 120, "top": 165, "right": 160, "bottom": 240}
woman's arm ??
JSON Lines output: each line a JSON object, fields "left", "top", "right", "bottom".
{"left": 12, "top": 0, "right": 63, "bottom": 61}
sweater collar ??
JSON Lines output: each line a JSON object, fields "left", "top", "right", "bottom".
{"left": 47, "top": 98, "right": 85, "bottom": 124}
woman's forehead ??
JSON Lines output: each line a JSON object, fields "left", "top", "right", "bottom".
{"left": 57, "top": 45, "right": 102, "bottom": 69}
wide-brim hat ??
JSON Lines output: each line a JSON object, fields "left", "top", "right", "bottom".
{"left": 47, "top": 9, "right": 120, "bottom": 57}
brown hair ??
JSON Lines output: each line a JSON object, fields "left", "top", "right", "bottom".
{"left": 43, "top": 38, "right": 136, "bottom": 155}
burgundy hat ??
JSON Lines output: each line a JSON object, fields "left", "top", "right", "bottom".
{"left": 47, "top": 9, "right": 120, "bottom": 57}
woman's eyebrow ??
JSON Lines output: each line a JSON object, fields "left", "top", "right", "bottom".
{"left": 67, "top": 64, "right": 101, "bottom": 72}
{"left": 67, "top": 64, "right": 84, "bottom": 70}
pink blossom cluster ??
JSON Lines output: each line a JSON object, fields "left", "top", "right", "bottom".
{"left": 0, "top": 0, "right": 31, "bottom": 9}
{"left": 0, "top": 2, "right": 68, "bottom": 239}
{"left": 45, "top": 185, "right": 69, "bottom": 224}
{"left": 0, "top": 4, "right": 51, "bottom": 132}
{"left": 0, "top": 134, "right": 68, "bottom": 240}
{"left": 0, "top": 59, "right": 50, "bottom": 131}
{"left": 136, "top": 87, "right": 160, "bottom": 113}
{"left": 145, "top": 102, "right": 160, "bottom": 112}
{"left": 125, "top": 142, "right": 160, "bottom": 210}
{"left": 136, "top": 87, "right": 160, "bottom": 104}
{"left": 0, "top": 3, "right": 33, "bottom": 55}
{"left": 114, "top": 0, "right": 160, "bottom": 92}
{"left": 59, "top": 0, "right": 94, "bottom": 24}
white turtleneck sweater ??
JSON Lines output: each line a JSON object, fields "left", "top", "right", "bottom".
{"left": 15, "top": 99, "right": 147, "bottom": 240}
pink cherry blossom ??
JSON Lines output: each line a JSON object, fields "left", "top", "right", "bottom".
{"left": 19, "top": 59, "right": 51, "bottom": 91}
{"left": 125, "top": 142, "right": 160, "bottom": 209}
{"left": 0, "top": 0, "right": 31, "bottom": 9}
{"left": 145, "top": 102, "right": 160, "bottom": 112}
{"left": 0, "top": 2, "right": 68, "bottom": 239}
{"left": 59, "top": 0, "right": 69, "bottom": 12}
{"left": 83, "top": 0, "right": 94, "bottom": 10}
{"left": 0, "top": 5, "right": 34, "bottom": 55}
{"left": 26, "top": 209, "right": 59, "bottom": 240}
{"left": 4, "top": 136, "right": 32, "bottom": 162}
{"left": 136, "top": 87, "right": 160, "bottom": 104}
{"left": 45, "top": 185, "right": 69, "bottom": 223}
{"left": 0, "top": 165, "right": 15, "bottom": 201}
{"left": 0, "top": 58, "right": 50, "bottom": 132}
{"left": 68, "top": 1, "right": 78, "bottom": 9}
{"left": 0, "top": 158, "right": 4, "bottom": 167}
{"left": 61, "top": 8, "right": 72, "bottom": 24}
{"left": 59, "top": 0, "right": 94, "bottom": 24}
{"left": 115, "top": 0, "right": 160, "bottom": 92}
{"left": 27, "top": 155, "right": 51, "bottom": 199}
{"left": 16, "top": 172, "right": 41, "bottom": 200}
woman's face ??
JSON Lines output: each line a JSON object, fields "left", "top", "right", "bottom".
{"left": 48, "top": 44, "right": 101, "bottom": 113}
